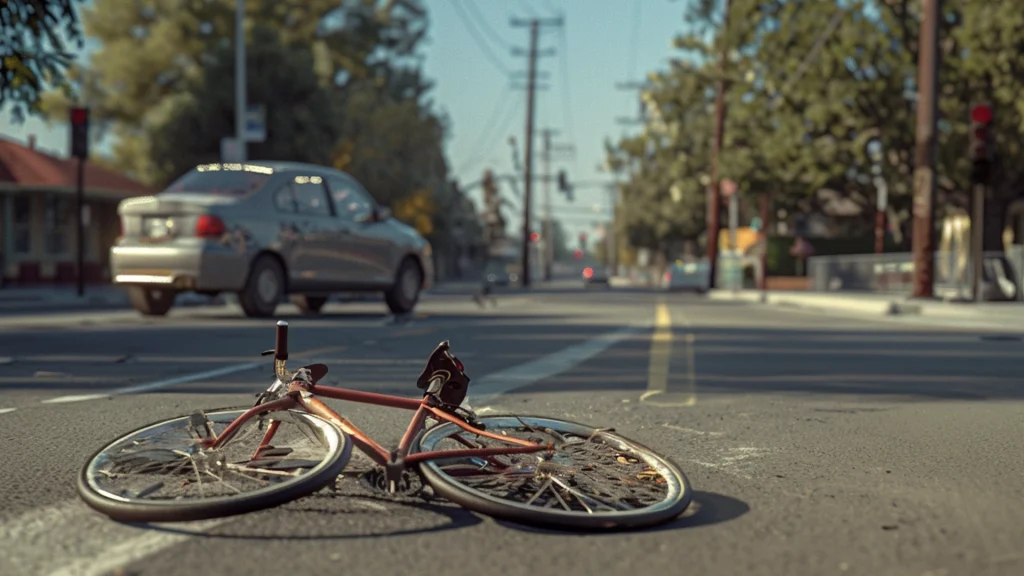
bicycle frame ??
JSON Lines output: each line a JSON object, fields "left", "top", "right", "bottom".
{"left": 204, "top": 320, "right": 551, "bottom": 474}
{"left": 208, "top": 384, "right": 548, "bottom": 469}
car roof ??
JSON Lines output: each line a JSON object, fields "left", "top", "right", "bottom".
{"left": 199, "top": 161, "right": 344, "bottom": 176}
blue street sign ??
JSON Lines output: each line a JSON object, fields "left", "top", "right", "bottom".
{"left": 245, "top": 105, "right": 266, "bottom": 143}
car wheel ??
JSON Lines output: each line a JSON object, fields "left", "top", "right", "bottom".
{"left": 385, "top": 258, "right": 423, "bottom": 315}
{"left": 292, "top": 295, "right": 327, "bottom": 315}
{"left": 126, "top": 285, "right": 176, "bottom": 316}
{"left": 238, "top": 256, "right": 284, "bottom": 318}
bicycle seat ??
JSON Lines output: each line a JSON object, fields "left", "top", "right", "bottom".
{"left": 416, "top": 341, "right": 470, "bottom": 407}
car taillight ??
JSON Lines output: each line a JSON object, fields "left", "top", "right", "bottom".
{"left": 195, "top": 214, "right": 226, "bottom": 238}
{"left": 583, "top": 267, "right": 594, "bottom": 279}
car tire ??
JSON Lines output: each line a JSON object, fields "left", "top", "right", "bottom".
{"left": 292, "top": 295, "right": 327, "bottom": 315}
{"left": 238, "top": 256, "right": 285, "bottom": 318}
{"left": 126, "top": 285, "right": 176, "bottom": 316}
{"left": 385, "top": 258, "right": 422, "bottom": 315}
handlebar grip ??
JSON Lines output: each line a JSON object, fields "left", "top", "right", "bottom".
{"left": 275, "top": 320, "right": 289, "bottom": 361}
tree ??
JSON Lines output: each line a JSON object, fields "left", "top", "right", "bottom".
{"left": 1, "top": 0, "right": 84, "bottom": 121}
{"left": 147, "top": 25, "right": 341, "bottom": 186}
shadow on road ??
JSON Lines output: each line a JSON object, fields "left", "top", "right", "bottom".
{"left": 492, "top": 490, "right": 749, "bottom": 535}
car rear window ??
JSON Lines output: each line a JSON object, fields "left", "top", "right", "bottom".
{"left": 162, "top": 165, "right": 274, "bottom": 197}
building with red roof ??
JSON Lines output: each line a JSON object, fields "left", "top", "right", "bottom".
{"left": 0, "top": 136, "right": 152, "bottom": 285}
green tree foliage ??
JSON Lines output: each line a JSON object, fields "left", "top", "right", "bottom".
{"left": 147, "top": 25, "right": 340, "bottom": 186}
{"left": 609, "top": 0, "right": 1024, "bottom": 257}
{"left": 1, "top": 0, "right": 84, "bottom": 121}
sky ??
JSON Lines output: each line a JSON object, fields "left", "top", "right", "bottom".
{"left": 0, "top": 0, "right": 696, "bottom": 246}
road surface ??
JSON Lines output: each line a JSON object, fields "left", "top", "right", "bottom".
{"left": 0, "top": 288, "right": 1021, "bottom": 576}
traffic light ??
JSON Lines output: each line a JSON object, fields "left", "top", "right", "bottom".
{"left": 969, "top": 103, "right": 993, "bottom": 183}
{"left": 579, "top": 232, "right": 587, "bottom": 247}
{"left": 558, "top": 170, "right": 573, "bottom": 202}
{"left": 573, "top": 249, "right": 583, "bottom": 259}
{"left": 530, "top": 231, "right": 540, "bottom": 243}
{"left": 70, "top": 107, "right": 90, "bottom": 159}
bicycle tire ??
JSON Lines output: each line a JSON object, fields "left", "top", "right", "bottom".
{"left": 78, "top": 407, "right": 351, "bottom": 523}
{"left": 414, "top": 415, "right": 692, "bottom": 530}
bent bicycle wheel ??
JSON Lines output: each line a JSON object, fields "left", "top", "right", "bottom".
{"left": 78, "top": 407, "right": 351, "bottom": 523}
{"left": 415, "top": 415, "right": 692, "bottom": 530}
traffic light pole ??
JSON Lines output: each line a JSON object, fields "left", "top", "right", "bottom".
{"left": 75, "top": 157, "right": 85, "bottom": 297}
{"left": 911, "top": 0, "right": 940, "bottom": 298}
{"left": 971, "top": 182, "right": 984, "bottom": 302}
{"left": 541, "top": 128, "right": 556, "bottom": 281}
{"left": 706, "top": 0, "right": 733, "bottom": 291}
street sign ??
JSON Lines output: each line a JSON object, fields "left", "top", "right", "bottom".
{"left": 245, "top": 105, "right": 266, "bottom": 142}
{"left": 220, "top": 137, "right": 243, "bottom": 163}
{"left": 721, "top": 178, "right": 738, "bottom": 198}
{"left": 750, "top": 216, "right": 763, "bottom": 232}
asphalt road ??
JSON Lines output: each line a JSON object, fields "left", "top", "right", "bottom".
{"left": 0, "top": 287, "right": 1022, "bottom": 576}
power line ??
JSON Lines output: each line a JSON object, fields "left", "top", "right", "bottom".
{"left": 455, "top": 86, "right": 514, "bottom": 177}
{"left": 451, "top": 0, "right": 510, "bottom": 75}
{"left": 464, "top": 1, "right": 511, "bottom": 50}
{"left": 555, "top": 17, "right": 577, "bottom": 170}
{"left": 457, "top": 93, "right": 523, "bottom": 179}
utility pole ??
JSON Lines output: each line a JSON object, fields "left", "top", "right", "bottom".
{"left": 706, "top": 0, "right": 733, "bottom": 291}
{"left": 911, "top": 0, "right": 941, "bottom": 298}
{"left": 541, "top": 128, "right": 557, "bottom": 281}
{"left": 511, "top": 16, "right": 562, "bottom": 288}
{"left": 235, "top": 0, "right": 247, "bottom": 163}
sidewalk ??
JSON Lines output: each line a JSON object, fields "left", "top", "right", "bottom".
{"left": 0, "top": 286, "right": 219, "bottom": 313}
{"left": 708, "top": 289, "right": 1024, "bottom": 326}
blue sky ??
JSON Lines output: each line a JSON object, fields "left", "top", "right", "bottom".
{"left": 0, "top": 0, "right": 695, "bottom": 243}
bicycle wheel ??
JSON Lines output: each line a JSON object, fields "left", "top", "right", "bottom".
{"left": 414, "top": 415, "right": 692, "bottom": 530}
{"left": 78, "top": 407, "right": 351, "bottom": 523}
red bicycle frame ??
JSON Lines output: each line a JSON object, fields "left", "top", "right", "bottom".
{"left": 208, "top": 381, "right": 549, "bottom": 468}
{"left": 206, "top": 320, "right": 550, "bottom": 471}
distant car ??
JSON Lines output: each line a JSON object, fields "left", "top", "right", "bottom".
{"left": 663, "top": 261, "right": 709, "bottom": 293}
{"left": 582, "top": 266, "right": 611, "bottom": 288}
{"left": 483, "top": 257, "right": 520, "bottom": 287}
{"left": 110, "top": 162, "right": 434, "bottom": 318}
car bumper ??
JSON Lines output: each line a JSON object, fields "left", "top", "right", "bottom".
{"left": 110, "top": 241, "right": 250, "bottom": 292}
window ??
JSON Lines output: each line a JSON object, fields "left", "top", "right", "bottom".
{"left": 292, "top": 177, "right": 332, "bottom": 216}
{"left": 44, "top": 194, "right": 73, "bottom": 255}
{"left": 273, "top": 185, "right": 297, "bottom": 213}
{"left": 325, "top": 175, "right": 374, "bottom": 222}
{"left": 12, "top": 195, "right": 31, "bottom": 255}
{"left": 163, "top": 165, "right": 274, "bottom": 198}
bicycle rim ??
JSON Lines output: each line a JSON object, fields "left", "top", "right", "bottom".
{"left": 415, "top": 415, "right": 692, "bottom": 530}
{"left": 78, "top": 408, "right": 351, "bottom": 523}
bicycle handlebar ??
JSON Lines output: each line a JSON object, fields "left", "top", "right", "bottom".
{"left": 275, "top": 320, "right": 289, "bottom": 361}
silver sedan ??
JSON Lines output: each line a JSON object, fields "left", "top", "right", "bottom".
{"left": 111, "top": 162, "right": 434, "bottom": 318}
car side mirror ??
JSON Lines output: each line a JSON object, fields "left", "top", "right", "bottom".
{"left": 375, "top": 206, "right": 392, "bottom": 222}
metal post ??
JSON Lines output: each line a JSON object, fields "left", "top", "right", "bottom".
{"left": 519, "top": 20, "right": 539, "bottom": 288}
{"left": 758, "top": 192, "right": 770, "bottom": 291}
{"left": 75, "top": 157, "right": 85, "bottom": 296}
{"left": 874, "top": 176, "right": 888, "bottom": 255}
{"left": 706, "top": 0, "right": 732, "bottom": 290}
{"left": 911, "top": 0, "right": 940, "bottom": 298}
{"left": 607, "top": 185, "right": 617, "bottom": 274}
{"left": 727, "top": 193, "right": 738, "bottom": 291}
{"left": 971, "top": 182, "right": 984, "bottom": 302}
{"left": 542, "top": 129, "right": 553, "bottom": 281}
{"left": 235, "top": 0, "right": 247, "bottom": 163}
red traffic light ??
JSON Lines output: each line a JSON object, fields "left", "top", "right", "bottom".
{"left": 573, "top": 249, "right": 583, "bottom": 259}
{"left": 70, "top": 107, "right": 89, "bottom": 125}
{"left": 530, "top": 232, "right": 540, "bottom": 242}
{"left": 971, "top": 104, "right": 992, "bottom": 124}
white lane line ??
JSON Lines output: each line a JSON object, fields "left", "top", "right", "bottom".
{"left": 42, "top": 362, "right": 262, "bottom": 404}
{"left": 0, "top": 407, "right": 16, "bottom": 415}
{"left": 471, "top": 324, "right": 647, "bottom": 404}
